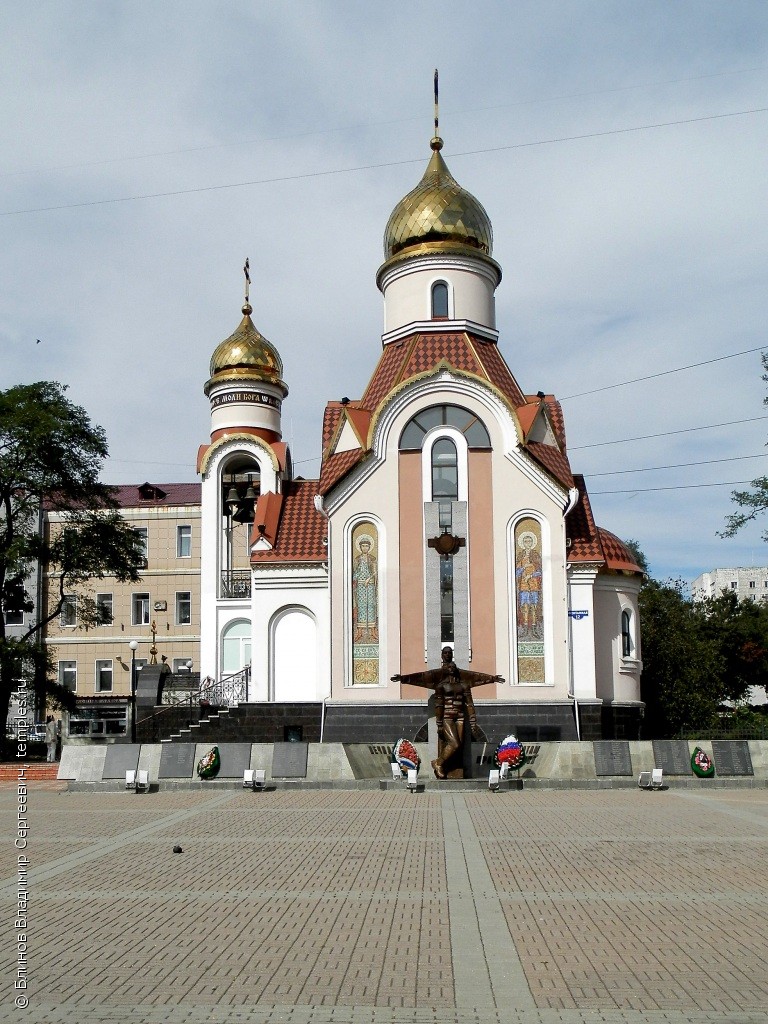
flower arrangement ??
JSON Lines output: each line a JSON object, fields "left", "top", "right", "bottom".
{"left": 691, "top": 746, "right": 714, "bottom": 778}
{"left": 393, "top": 738, "right": 420, "bottom": 774}
{"left": 495, "top": 734, "right": 526, "bottom": 772}
{"left": 196, "top": 746, "right": 220, "bottom": 779}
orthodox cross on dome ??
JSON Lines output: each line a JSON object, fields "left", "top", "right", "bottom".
{"left": 433, "top": 68, "right": 439, "bottom": 138}
{"left": 243, "top": 257, "right": 251, "bottom": 308}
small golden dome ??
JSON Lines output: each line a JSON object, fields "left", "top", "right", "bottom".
{"left": 208, "top": 304, "right": 284, "bottom": 385}
{"left": 383, "top": 137, "right": 493, "bottom": 261}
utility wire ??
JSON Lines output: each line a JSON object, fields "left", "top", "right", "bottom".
{"left": 4, "top": 63, "right": 765, "bottom": 179}
{"left": 3, "top": 105, "right": 766, "bottom": 218}
{"left": 562, "top": 346, "right": 766, "bottom": 400}
{"left": 569, "top": 414, "right": 768, "bottom": 450}
{"left": 589, "top": 453, "right": 768, "bottom": 477}
{"left": 592, "top": 479, "right": 755, "bottom": 495}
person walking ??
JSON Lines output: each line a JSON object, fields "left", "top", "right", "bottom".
{"left": 45, "top": 715, "right": 57, "bottom": 763}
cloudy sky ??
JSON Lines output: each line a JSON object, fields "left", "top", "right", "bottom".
{"left": 2, "top": 1, "right": 767, "bottom": 583}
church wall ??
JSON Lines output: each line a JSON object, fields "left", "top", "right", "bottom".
{"left": 466, "top": 449, "right": 496, "bottom": 696}
{"left": 398, "top": 450, "right": 426, "bottom": 680}
{"left": 593, "top": 576, "right": 642, "bottom": 704}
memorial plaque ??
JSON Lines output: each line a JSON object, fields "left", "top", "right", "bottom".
{"left": 712, "top": 740, "right": 754, "bottom": 777}
{"left": 159, "top": 743, "right": 196, "bottom": 779}
{"left": 593, "top": 740, "right": 633, "bottom": 776}
{"left": 215, "top": 743, "right": 252, "bottom": 779}
{"left": 652, "top": 740, "right": 692, "bottom": 775}
{"left": 102, "top": 744, "right": 141, "bottom": 779}
{"left": 272, "top": 742, "right": 308, "bottom": 778}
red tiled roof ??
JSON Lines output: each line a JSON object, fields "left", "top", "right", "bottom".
{"left": 566, "top": 477, "right": 642, "bottom": 574}
{"left": 524, "top": 442, "right": 574, "bottom": 490}
{"left": 111, "top": 483, "right": 201, "bottom": 507}
{"left": 544, "top": 398, "right": 567, "bottom": 451}
{"left": 251, "top": 480, "right": 327, "bottom": 563}
{"left": 322, "top": 403, "right": 344, "bottom": 450}
{"left": 318, "top": 448, "right": 366, "bottom": 495}
{"left": 566, "top": 475, "right": 603, "bottom": 562}
{"left": 401, "top": 333, "right": 483, "bottom": 377}
{"left": 470, "top": 339, "right": 527, "bottom": 407}
{"left": 598, "top": 528, "right": 644, "bottom": 574}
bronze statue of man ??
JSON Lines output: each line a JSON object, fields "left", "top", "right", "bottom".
{"left": 392, "top": 646, "right": 503, "bottom": 779}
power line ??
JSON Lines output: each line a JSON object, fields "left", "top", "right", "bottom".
{"left": 569, "top": 414, "right": 768, "bottom": 450}
{"left": 562, "top": 346, "right": 766, "bottom": 401}
{"left": 3, "top": 105, "right": 767, "bottom": 218}
{"left": 4, "top": 63, "right": 765, "bottom": 180}
{"left": 591, "top": 479, "right": 754, "bottom": 495}
{"left": 589, "top": 453, "right": 768, "bottom": 477}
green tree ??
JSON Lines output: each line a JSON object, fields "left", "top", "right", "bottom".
{"left": 622, "top": 538, "right": 649, "bottom": 575}
{"left": 721, "top": 352, "right": 768, "bottom": 538}
{"left": 0, "top": 382, "right": 144, "bottom": 741}
{"left": 640, "top": 578, "right": 725, "bottom": 736}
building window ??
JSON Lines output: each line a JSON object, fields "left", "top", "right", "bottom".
{"left": 58, "top": 661, "right": 77, "bottom": 691}
{"left": 95, "top": 659, "right": 113, "bottom": 692}
{"left": 621, "top": 609, "right": 633, "bottom": 657}
{"left": 431, "top": 437, "right": 459, "bottom": 503}
{"left": 134, "top": 527, "right": 148, "bottom": 565}
{"left": 132, "top": 593, "right": 150, "bottom": 626}
{"left": 96, "top": 593, "right": 113, "bottom": 624}
{"left": 749, "top": 580, "right": 756, "bottom": 588}
{"left": 730, "top": 581, "right": 738, "bottom": 589}
{"left": 3, "top": 577, "right": 25, "bottom": 625}
{"left": 400, "top": 404, "right": 491, "bottom": 450}
{"left": 4, "top": 608, "right": 23, "bottom": 626}
{"left": 172, "top": 658, "right": 192, "bottom": 673}
{"left": 60, "top": 596, "right": 77, "bottom": 627}
{"left": 176, "top": 591, "right": 192, "bottom": 625}
{"left": 431, "top": 281, "right": 449, "bottom": 318}
{"left": 177, "top": 525, "right": 192, "bottom": 558}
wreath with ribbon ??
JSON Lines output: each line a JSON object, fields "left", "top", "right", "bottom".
{"left": 691, "top": 746, "right": 714, "bottom": 778}
{"left": 197, "top": 746, "right": 221, "bottom": 779}
{"left": 495, "top": 734, "right": 526, "bottom": 772}
{"left": 393, "top": 738, "right": 420, "bottom": 774}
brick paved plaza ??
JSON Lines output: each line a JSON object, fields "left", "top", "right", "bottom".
{"left": 1, "top": 784, "right": 766, "bottom": 1024}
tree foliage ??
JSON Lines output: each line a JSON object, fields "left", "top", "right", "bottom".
{"left": 0, "top": 382, "right": 145, "bottom": 734}
{"left": 720, "top": 352, "right": 768, "bottom": 539}
{"left": 640, "top": 575, "right": 768, "bottom": 737}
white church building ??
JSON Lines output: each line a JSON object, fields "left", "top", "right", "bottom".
{"left": 195, "top": 128, "right": 643, "bottom": 743}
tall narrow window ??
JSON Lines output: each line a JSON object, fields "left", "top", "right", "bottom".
{"left": 431, "top": 281, "right": 449, "bottom": 318}
{"left": 514, "top": 518, "right": 545, "bottom": 684}
{"left": 60, "top": 596, "right": 77, "bottom": 627}
{"left": 176, "top": 591, "right": 192, "bottom": 625}
{"left": 351, "top": 522, "right": 380, "bottom": 684}
{"left": 132, "top": 593, "right": 150, "bottom": 626}
{"left": 177, "top": 525, "right": 192, "bottom": 558}
{"left": 621, "top": 609, "right": 633, "bottom": 657}
{"left": 58, "top": 661, "right": 77, "bottom": 691}
{"left": 96, "top": 593, "right": 113, "bottom": 625}
{"left": 134, "top": 527, "right": 148, "bottom": 565}
{"left": 95, "top": 660, "right": 113, "bottom": 693}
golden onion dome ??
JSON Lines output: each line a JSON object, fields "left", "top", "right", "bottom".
{"left": 383, "top": 137, "right": 493, "bottom": 261}
{"left": 206, "top": 303, "right": 286, "bottom": 394}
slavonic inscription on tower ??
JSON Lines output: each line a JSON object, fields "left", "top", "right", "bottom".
{"left": 210, "top": 391, "right": 281, "bottom": 409}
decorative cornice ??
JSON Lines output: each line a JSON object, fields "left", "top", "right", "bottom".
{"left": 198, "top": 432, "right": 280, "bottom": 477}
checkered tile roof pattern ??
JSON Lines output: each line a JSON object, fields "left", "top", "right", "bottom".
{"left": 251, "top": 480, "right": 326, "bottom": 563}
{"left": 598, "top": 528, "right": 643, "bottom": 574}
{"left": 401, "top": 333, "right": 483, "bottom": 377}
{"left": 566, "top": 475, "right": 603, "bottom": 562}
{"left": 318, "top": 448, "right": 366, "bottom": 495}
{"left": 525, "top": 442, "right": 574, "bottom": 490}
{"left": 545, "top": 397, "right": 567, "bottom": 451}
{"left": 322, "top": 403, "right": 344, "bottom": 450}
{"left": 360, "top": 341, "right": 410, "bottom": 411}
{"left": 471, "top": 339, "right": 527, "bottom": 407}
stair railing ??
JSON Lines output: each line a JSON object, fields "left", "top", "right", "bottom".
{"left": 136, "top": 669, "right": 250, "bottom": 742}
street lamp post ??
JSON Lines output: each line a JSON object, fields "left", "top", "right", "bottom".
{"left": 129, "top": 640, "right": 138, "bottom": 743}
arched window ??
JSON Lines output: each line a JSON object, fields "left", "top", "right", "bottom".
{"left": 621, "top": 609, "right": 633, "bottom": 657}
{"left": 431, "top": 281, "right": 449, "bottom": 318}
{"left": 431, "top": 437, "right": 458, "bottom": 503}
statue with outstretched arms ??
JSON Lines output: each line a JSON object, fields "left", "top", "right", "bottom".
{"left": 392, "top": 646, "right": 503, "bottom": 779}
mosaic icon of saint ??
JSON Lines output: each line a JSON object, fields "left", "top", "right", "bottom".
{"left": 352, "top": 534, "right": 378, "bottom": 643}
{"left": 516, "top": 530, "right": 542, "bottom": 638}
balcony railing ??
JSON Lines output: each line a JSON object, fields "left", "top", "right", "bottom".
{"left": 220, "top": 570, "right": 251, "bottom": 600}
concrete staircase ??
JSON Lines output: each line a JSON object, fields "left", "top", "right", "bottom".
{"left": 162, "top": 706, "right": 233, "bottom": 744}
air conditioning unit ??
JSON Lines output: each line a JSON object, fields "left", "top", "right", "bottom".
{"left": 153, "top": 601, "right": 167, "bottom": 612}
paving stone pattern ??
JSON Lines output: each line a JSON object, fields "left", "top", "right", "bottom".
{"left": 0, "top": 785, "right": 765, "bottom": 1024}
